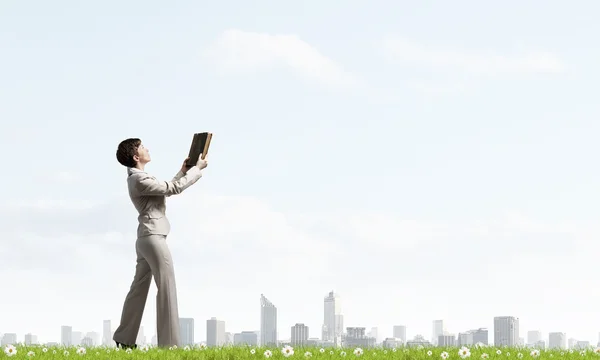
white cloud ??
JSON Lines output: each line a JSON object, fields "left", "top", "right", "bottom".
{"left": 1, "top": 192, "right": 599, "bottom": 344}
{"left": 203, "top": 29, "right": 358, "bottom": 89}
{"left": 382, "top": 36, "right": 565, "bottom": 75}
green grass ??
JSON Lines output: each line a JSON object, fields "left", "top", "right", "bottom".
{"left": 2, "top": 345, "right": 598, "bottom": 360}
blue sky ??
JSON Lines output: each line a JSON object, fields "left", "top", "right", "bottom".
{"left": 1, "top": 0, "right": 600, "bottom": 346}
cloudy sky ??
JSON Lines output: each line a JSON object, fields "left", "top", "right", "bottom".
{"left": 2, "top": 0, "right": 600, "bottom": 346}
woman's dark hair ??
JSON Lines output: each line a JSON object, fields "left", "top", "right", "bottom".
{"left": 116, "top": 138, "right": 141, "bottom": 168}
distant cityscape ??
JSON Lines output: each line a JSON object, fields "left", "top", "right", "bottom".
{"left": 0, "top": 291, "right": 597, "bottom": 349}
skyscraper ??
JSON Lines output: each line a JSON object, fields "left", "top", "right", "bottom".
{"left": 527, "top": 331, "right": 542, "bottom": 345}
{"left": 494, "top": 316, "right": 519, "bottom": 347}
{"left": 291, "top": 323, "right": 309, "bottom": 346}
{"left": 102, "top": 320, "right": 112, "bottom": 346}
{"left": 260, "top": 294, "right": 278, "bottom": 347}
{"left": 323, "top": 291, "right": 343, "bottom": 345}
{"left": 180, "top": 318, "right": 195, "bottom": 346}
{"left": 549, "top": 332, "right": 566, "bottom": 349}
{"left": 393, "top": 325, "right": 406, "bottom": 343}
{"left": 432, "top": 320, "right": 445, "bottom": 346}
{"left": 24, "top": 334, "right": 37, "bottom": 345}
{"left": 206, "top": 317, "right": 226, "bottom": 347}
{"left": 61, "top": 326, "right": 72, "bottom": 346}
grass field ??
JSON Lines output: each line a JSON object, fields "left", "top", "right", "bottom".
{"left": 2, "top": 344, "right": 598, "bottom": 360}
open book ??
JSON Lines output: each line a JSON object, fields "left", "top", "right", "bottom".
{"left": 185, "top": 132, "right": 213, "bottom": 167}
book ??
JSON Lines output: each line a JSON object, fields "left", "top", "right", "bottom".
{"left": 186, "top": 132, "right": 213, "bottom": 167}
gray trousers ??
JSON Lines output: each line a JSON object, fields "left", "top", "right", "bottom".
{"left": 113, "top": 234, "right": 181, "bottom": 347}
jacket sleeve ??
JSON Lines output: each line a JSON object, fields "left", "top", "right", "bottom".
{"left": 172, "top": 170, "right": 185, "bottom": 182}
{"left": 135, "top": 166, "right": 202, "bottom": 196}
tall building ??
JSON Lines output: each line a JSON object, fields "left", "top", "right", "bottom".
{"left": 459, "top": 328, "right": 488, "bottom": 346}
{"left": 393, "top": 326, "right": 406, "bottom": 343}
{"left": 72, "top": 331, "right": 82, "bottom": 346}
{"left": 438, "top": 334, "right": 456, "bottom": 346}
{"left": 61, "top": 326, "right": 72, "bottom": 346}
{"left": 568, "top": 338, "right": 578, "bottom": 349}
{"left": 179, "top": 318, "right": 195, "bottom": 346}
{"left": 260, "top": 294, "right": 278, "bottom": 346}
{"left": 549, "top": 332, "right": 566, "bottom": 349}
{"left": 323, "top": 291, "right": 343, "bottom": 345}
{"left": 369, "top": 327, "right": 379, "bottom": 344}
{"left": 206, "top": 317, "right": 226, "bottom": 347}
{"left": 291, "top": 324, "right": 309, "bottom": 346}
{"left": 432, "top": 320, "right": 445, "bottom": 346}
{"left": 1, "top": 334, "right": 17, "bottom": 346}
{"left": 472, "top": 328, "right": 488, "bottom": 345}
{"left": 103, "top": 320, "right": 112, "bottom": 346}
{"left": 493, "top": 316, "right": 519, "bottom": 347}
{"left": 24, "top": 334, "right": 37, "bottom": 345}
{"left": 528, "top": 331, "right": 542, "bottom": 345}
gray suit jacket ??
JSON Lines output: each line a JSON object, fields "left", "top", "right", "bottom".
{"left": 127, "top": 166, "right": 203, "bottom": 238}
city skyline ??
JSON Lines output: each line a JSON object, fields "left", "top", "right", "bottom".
{"left": 2, "top": 316, "right": 599, "bottom": 349}
{"left": 1, "top": 293, "right": 599, "bottom": 349}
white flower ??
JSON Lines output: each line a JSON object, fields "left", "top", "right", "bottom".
{"left": 330, "top": 351, "right": 335, "bottom": 355}
{"left": 497, "top": 350, "right": 502, "bottom": 355}
{"left": 53, "top": 350, "right": 57, "bottom": 354}
{"left": 570, "top": 350, "right": 574, "bottom": 354}
{"left": 4, "top": 345, "right": 17, "bottom": 357}
{"left": 580, "top": 351, "right": 586, "bottom": 356}
{"left": 320, "top": 348, "right": 325, "bottom": 353}
{"left": 250, "top": 349, "right": 256, "bottom": 354}
{"left": 441, "top": 351, "right": 450, "bottom": 359}
{"left": 384, "top": 350, "right": 388, "bottom": 355}
{"left": 168, "top": 347, "right": 173, "bottom": 351}
{"left": 517, "top": 353, "right": 523, "bottom": 359}
{"left": 140, "top": 345, "right": 150, "bottom": 352}
{"left": 184, "top": 346, "right": 190, "bottom": 351}
{"left": 340, "top": 351, "right": 347, "bottom": 357}
{"left": 476, "top": 343, "right": 485, "bottom": 349}
{"left": 125, "top": 348, "right": 132, "bottom": 354}
{"left": 507, "top": 353, "right": 511, "bottom": 356}
{"left": 354, "top": 348, "right": 363, "bottom": 356}
{"left": 428, "top": 351, "right": 433, "bottom": 356}
{"left": 459, "top": 347, "right": 471, "bottom": 359}
{"left": 199, "top": 343, "right": 207, "bottom": 350}
{"left": 264, "top": 349, "right": 273, "bottom": 358}
{"left": 42, "top": 348, "right": 48, "bottom": 353}
{"left": 282, "top": 345, "right": 294, "bottom": 357}
{"left": 530, "top": 350, "right": 540, "bottom": 358}
{"left": 64, "top": 350, "right": 70, "bottom": 356}
{"left": 305, "top": 351, "right": 313, "bottom": 358}
{"left": 76, "top": 347, "right": 86, "bottom": 355}
{"left": 482, "top": 354, "right": 489, "bottom": 359}
{"left": 27, "top": 350, "right": 35, "bottom": 357}
{"left": 393, "top": 348, "right": 397, "bottom": 353}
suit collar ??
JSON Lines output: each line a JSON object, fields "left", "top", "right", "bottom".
{"left": 127, "top": 167, "right": 146, "bottom": 176}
